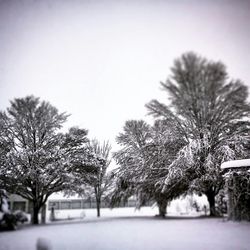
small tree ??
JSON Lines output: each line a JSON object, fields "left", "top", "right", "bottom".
{"left": 0, "top": 96, "right": 97, "bottom": 224}
{"left": 87, "top": 139, "right": 112, "bottom": 217}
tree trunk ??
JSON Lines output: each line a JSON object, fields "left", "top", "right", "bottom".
{"left": 95, "top": 186, "right": 101, "bottom": 217}
{"left": 41, "top": 204, "right": 46, "bottom": 224}
{"left": 31, "top": 203, "right": 40, "bottom": 225}
{"left": 157, "top": 200, "right": 167, "bottom": 218}
{"left": 96, "top": 200, "right": 101, "bottom": 217}
{"left": 205, "top": 191, "right": 216, "bottom": 217}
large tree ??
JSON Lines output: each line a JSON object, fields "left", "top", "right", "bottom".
{"left": 146, "top": 52, "right": 250, "bottom": 215}
{"left": 0, "top": 96, "right": 98, "bottom": 224}
{"left": 111, "top": 119, "right": 185, "bottom": 217}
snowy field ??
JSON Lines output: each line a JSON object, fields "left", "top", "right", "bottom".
{"left": 45, "top": 194, "right": 209, "bottom": 221}
{"left": 0, "top": 207, "right": 250, "bottom": 250}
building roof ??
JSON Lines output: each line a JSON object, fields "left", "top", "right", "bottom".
{"left": 221, "top": 159, "right": 250, "bottom": 169}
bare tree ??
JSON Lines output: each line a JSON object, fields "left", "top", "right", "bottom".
{"left": 87, "top": 139, "right": 112, "bottom": 217}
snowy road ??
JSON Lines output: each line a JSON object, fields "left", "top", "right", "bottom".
{"left": 0, "top": 216, "right": 250, "bottom": 250}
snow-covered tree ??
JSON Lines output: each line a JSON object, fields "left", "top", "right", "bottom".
{"left": 111, "top": 120, "right": 151, "bottom": 208}
{"left": 111, "top": 119, "right": 185, "bottom": 217}
{"left": 224, "top": 167, "right": 250, "bottom": 221}
{"left": 0, "top": 112, "right": 13, "bottom": 189}
{"left": 86, "top": 139, "right": 112, "bottom": 217}
{"left": 0, "top": 96, "right": 99, "bottom": 224}
{"left": 147, "top": 52, "right": 250, "bottom": 215}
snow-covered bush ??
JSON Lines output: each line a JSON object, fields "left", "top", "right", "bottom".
{"left": 225, "top": 169, "right": 250, "bottom": 221}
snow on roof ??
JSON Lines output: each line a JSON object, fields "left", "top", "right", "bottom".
{"left": 221, "top": 159, "right": 250, "bottom": 169}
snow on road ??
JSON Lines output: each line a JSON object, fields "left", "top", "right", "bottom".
{"left": 0, "top": 209, "right": 250, "bottom": 250}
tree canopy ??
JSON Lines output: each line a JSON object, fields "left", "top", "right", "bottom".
{"left": 146, "top": 52, "right": 250, "bottom": 215}
{"left": 111, "top": 119, "right": 185, "bottom": 216}
{"left": 86, "top": 139, "right": 112, "bottom": 217}
{"left": 0, "top": 96, "right": 101, "bottom": 224}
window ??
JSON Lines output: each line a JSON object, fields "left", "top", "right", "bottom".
{"left": 13, "top": 201, "right": 26, "bottom": 211}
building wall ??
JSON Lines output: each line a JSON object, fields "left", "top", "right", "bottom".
{"left": 8, "top": 194, "right": 30, "bottom": 213}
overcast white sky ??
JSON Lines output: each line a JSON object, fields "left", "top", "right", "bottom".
{"left": 0, "top": 0, "right": 250, "bottom": 156}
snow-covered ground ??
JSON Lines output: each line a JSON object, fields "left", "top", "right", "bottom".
{"left": 45, "top": 194, "right": 209, "bottom": 222}
{"left": 0, "top": 207, "right": 250, "bottom": 250}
